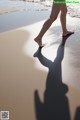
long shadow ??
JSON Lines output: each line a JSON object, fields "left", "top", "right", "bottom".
{"left": 74, "top": 106, "right": 80, "bottom": 120}
{"left": 34, "top": 34, "right": 73, "bottom": 120}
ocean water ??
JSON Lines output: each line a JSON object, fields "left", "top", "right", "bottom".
{"left": 40, "top": 0, "right": 80, "bottom": 18}
{"left": 35, "top": 0, "right": 80, "bottom": 18}
{"left": 0, "top": 0, "right": 80, "bottom": 17}
{"left": 0, "top": 0, "right": 50, "bottom": 11}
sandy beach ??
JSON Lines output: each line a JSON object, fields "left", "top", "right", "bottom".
{"left": 0, "top": 1, "right": 80, "bottom": 120}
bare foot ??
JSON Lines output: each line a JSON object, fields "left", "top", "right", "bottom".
{"left": 34, "top": 37, "right": 44, "bottom": 48}
{"left": 63, "top": 31, "right": 74, "bottom": 37}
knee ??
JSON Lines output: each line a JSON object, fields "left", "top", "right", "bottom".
{"left": 49, "top": 15, "right": 57, "bottom": 23}
{"left": 61, "top": 8, "right": 67, "bottom": 15}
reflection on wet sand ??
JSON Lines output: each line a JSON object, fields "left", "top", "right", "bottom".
{"left": 34, "top": 35, "right": 72, "bottom": 120}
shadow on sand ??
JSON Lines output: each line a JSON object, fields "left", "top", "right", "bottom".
{"left": 34, "top": 34, "right": 73, "bottom": 120}
{"left": 74, "top": 107, "right": 80, "bottom": 120}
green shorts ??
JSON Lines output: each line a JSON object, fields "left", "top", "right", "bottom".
{"left": 53, "top": 0, "right": 66, "bottom": 4}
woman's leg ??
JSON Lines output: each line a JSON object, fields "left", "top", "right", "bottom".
{"left": 60, "top": 4, "right": 74, "bottom": 36}
{"left": 34, "top": 4, "right": 61, "bottom": 47}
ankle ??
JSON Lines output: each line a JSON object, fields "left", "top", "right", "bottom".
{"left": 34, "top": 36, "right": 42, "bottom": 42}
{"left": 63, "top": 30, "right": 67, "bottom": 34}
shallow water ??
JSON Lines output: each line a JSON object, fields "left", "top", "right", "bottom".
{"left": 0, "top": 0, "right": 49, "bottom": 11}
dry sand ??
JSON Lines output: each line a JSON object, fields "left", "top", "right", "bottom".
{"left": 0, "top": 8, "right": 80, "bottom": 120}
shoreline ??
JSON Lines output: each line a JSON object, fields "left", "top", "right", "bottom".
{"left": 0, "top": 0, "right": 80, "bottom": 18}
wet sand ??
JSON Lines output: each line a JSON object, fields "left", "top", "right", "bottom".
{"left": 0, "top": 6, "right": 80, "bottom": 120}
{"left": 0, "top": 8, "right": 19, "bottom": 14}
